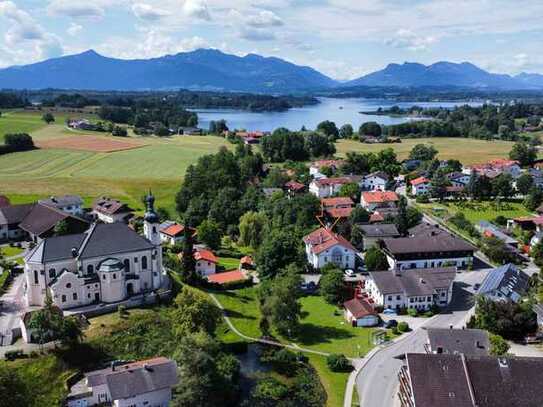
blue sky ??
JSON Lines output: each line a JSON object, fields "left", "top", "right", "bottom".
{"left": 0, "top": 0, "right": 542, "bottom": 80}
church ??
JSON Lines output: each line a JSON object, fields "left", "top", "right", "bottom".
{"left": 24, "top": 193, "right": 164, "bottom": 310}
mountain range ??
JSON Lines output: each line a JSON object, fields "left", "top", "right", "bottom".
{"left": 0, "top": 49, "right": 542, "bottom": 93}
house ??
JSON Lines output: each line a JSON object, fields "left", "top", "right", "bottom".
{"left": 38, "top": 195, "right": 84, "bottom": 216}
{"left": 207, "top": 270, "right": 247, "bottom": 285}
{"left": 360, "top": 191, "right": 399, "bottom": 212}
{"left": 0, "top": 203, "right": 34, "bottom": 242}
{"left": 447, "top": 172, "right": 470, "bottom": 187}
{"left": 357, "top": 224, "right": 400, "bottom": 250}
{"left": 508, "top": 214, "right": 543, "bottom": 232}
{"left": 159, "top": 223, "right": 195, "bottom": 246}
{"left": 410, "top": 177, "right": 431, "bottom": 196}
{"left": 309, "top": 159, "right": 344, "bottom": 179}
{"left": 19, "top": 203, "right": 89, "bottom": 242}
{"left": 92, "top": 197, "right": 133, "bottom": 223}
{"left": 527, "top": 167, "right": 543, "bottom": 189}
{"left": 397, "top": 353, "right": 543, "bottom": 407}
{"left": 476, "top": 220, "right": 519, "bottom": 248}
{"left": 362, "top": 171, "right": 389, "bottom": 191}
{"left": 284, "top": 180, "right": 306, "bottom": 195}
{"left": 424, "top": 328, "right": 490, "bottom": 356}
{"left": 66, "top": 357, "right": 178, "bottom": 407}
{"left": 464, "top": 159, "right": 522, "bottom": 179}
{"left": 381, "top": 223, "right": 475, "bottom": 270}
{"left": 366, "top": 267, "right": 455, "bottom": 311}
{"left": 321, "top": 197, "right": 354, "bottom": 219}
{"left": 309, "top": 177, "right": 353, "bottom": 198}
{"left": 194, "top": 249, "right": 218, "bottom": 276}
{"left": 303, "top": 227, "right": 357, "bottom": 270}
{"left": 262, "top": 187, "right": 283, "bottom": 198}
{"left": 239, "top": 256, "right": 254, "bottom": 270}
{"left": 24, "top": 194, "right": 164, "bottom": 310}
{"left": 178, "top": 126, "right": 202, "bottom": 135}
{"left": 343, "top": 298, "right": 379, "bottom": 327}
{"left": 478, "top": 263, "right": 529, "bottom": 303}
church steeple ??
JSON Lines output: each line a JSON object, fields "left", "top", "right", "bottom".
{"left": 144, "top": 190, "right": 159, "bottom": 224}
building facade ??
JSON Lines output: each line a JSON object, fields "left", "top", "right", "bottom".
{"left": 303, "top": 227, "right": 357, "bottom": 270}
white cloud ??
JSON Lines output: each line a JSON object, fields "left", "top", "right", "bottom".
{"left": 132, "top": 3, "right": 170, "bottom": 21}
{"left": 47, "top": 0, "right": 105, "bottom": 18}
{"left": 246, "top": 10, "right": 283, "bottom": 28}
{"left": 239, "top": 27, "right": 276, "bottom": 41}
{"left": 385, "top": 29, "right": 438, "bottom": 51}
{"left": 183, "top": 0, "right": 211, "bottom": 21}
{"left": 67, "top": 23, "right": 83, "bottom": 36}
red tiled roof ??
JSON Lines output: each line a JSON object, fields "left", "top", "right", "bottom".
{"left": 369, "top": 212, "right": 385, "bottom": 223}
{"left": 361, "top": 191, "right": 399, "bottom": 203}
{"left": 161, "top": 224, "right": 184, "bottom": 237}
{"left": 314, "top": 177, "right": 353, "bottom": 187}
{"left": 285, "top": 181, "right": 305, "bottom": 191}
{"left": 321, "top": 197, "right": 354, "bottom": 208}
{"left": 240, "top": 256, "right": 254, "bottom": 266}
{"left": 411, "top": 177, "right": 430, "bottom": 186}
{"left": 194, "top": 249, "right": 218, "bottom": 264}
{"left": 207, "top": 270, "right": 247, "bottom": 284}
{"left": 303, "top": 227, "right": 356, "bottom": 254}
{"left": 326, "top": 207, "right": 354, "bottom": 218}
{"left": 344, "top": 298, "right": 377, "bottom": 319}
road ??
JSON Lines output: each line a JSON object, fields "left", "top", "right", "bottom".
{"left": 0, "top": 274, "right": 27, "bottom": 345}
{"left": 355, "top": 269, "right": 490, "bottom": 407}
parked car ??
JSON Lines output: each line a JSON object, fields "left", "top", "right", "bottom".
{"left": 384, "top": 319, "right": 398, "bottom": 328}
{"left": 344, "top": 269, "right": 355, "bottom": 277}
{"left": 383, "top": 308, "right": 397, "bottom": 315}
{"left": 473, "top": 283, "right": 481, "bottom": 291}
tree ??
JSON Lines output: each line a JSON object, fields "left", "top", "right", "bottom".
{"left": 491, "top": 174, "right": 514, "bottom": 199}
{"left": 305, "top": 132, "right": 336, "bottom": 158}
{"left": 319, "top": 267, "right": 345, "bottom": 304}
{"left": 4, "top": 133, "right": 34, "bottom": 151}
{"left": 339, "top": 124, "right": 353, "bottom": 139}
{"left": 359, "top": 122, "right": 382, "bottom": 138}
{"left": 489, "top": 334, "right": 510, "bottom": 356}
{"left": 532, "top": 240, "right": 543, "bottom": 267}
{"left": 53, "top": 219, "right": 70, "bottom": 236}
{"left": 429, "top": 171, "right": 449, "bottom": 201}
{"left": 0, "top": 366, "right": 30, "bottom": 407}
{"left": 155, "top": 125, "right": 170, "bottom": 137}
{"left": 326, "top": 354, "right": 351, "bottom": 372}
{"left": 469, "top": 174, "right": 493, "bottom": 200}
{"left": 481, "top": 236, "right": 516, "bottom": 264}
{"left": 197, "top": 219, "right": 221, "bottom": 250}
{"left": 59, "top": 316, "right": 84, "bottom": 346}
{"left": 42, "top": 112, "right": 55, "bottom": 124}
{"left": 181, "top": 225, "right": 197, "bottom": 283}
{"left": 238, "top": 211, "right": 268, "bottom": 249}
{"left": 256, "top": 228, "right": 304, "bottom": 280}
{"left": 112, "top": 125, "right": 128, "bottom": 137}
{"left": 349, "top": 206, "right": 370, "bottom": 224}
{"left": 509, "top": 142, "right": 537, "bottom": 167}
{"left": 516, "top": 173, "right": 534, "bottom": 196}
{"left": 338, "top": 183, "right": 360, "bottom": 199}
{"left": 316, "top": 120, "right": 339, "bottom": 139}
{"left": 364, "top": 247, "right": 389, "bottom": 271}
{"left": 172, "top": 287, "right": 222, "bottom": 337}
{"left": 409, "top": 144, "right": 438, "bottom": 161}
{"left": 524, "top": 186, "right": 543, "bottom": 211}
{"left": 350, "top": 224, "right": 365, "bottom": 250}
{"left": 395, "top": 196, "right": 409, "bottom": 235}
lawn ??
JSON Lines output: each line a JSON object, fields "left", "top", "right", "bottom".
{"left": 1, "top": 245, "right": 24, "bottom": 257}
{"left": 212, "top": 287, "right": 262, "bottom": 339}
{"left": 0, "top": 111, "right": 48, "bottom": 138}
{"left": 218, "top": 257, "right": 242, "bottom": 270}
{"left": 336, "top": 137, "right": 515, "bottom": 165}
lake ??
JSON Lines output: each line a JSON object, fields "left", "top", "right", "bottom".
{"left": 193, "top": 97, "right": 483, "bottom": 132}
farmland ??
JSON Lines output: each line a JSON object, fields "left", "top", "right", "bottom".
{"left": 336, "top": 137, "right": 515, "bottom": 165}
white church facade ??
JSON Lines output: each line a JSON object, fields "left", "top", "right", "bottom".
{"left": 24, "top": 193, "right": 165, "bottom": 310}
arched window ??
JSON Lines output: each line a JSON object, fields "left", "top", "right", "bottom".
{"left": 113, "top": 274, "right": 116, "bottom": 279}
{"left": 152, "top": 226, "right": 157, "bottom": 234}
{"left": 123, "top": 259, "right": 130, "bottom": 273}
{"left": 87, "top": 264, "right": 94, "bottom": 274}
{"left": 33, "top": 270, "right": 39, "bottom": 284}
{"left": 141, "top": 256, "right": 148, "bottom": 269}
{"left": 73, "top": 293, "right": 77, "bottom": 300}
{"left": 61, "top": 295, "right": 66, "bottom": 303}
{"left": 66, "top": 283, "right": 72, "bottom": 289}
{"left": 49, "top": 269, "right": 55, "bottom": 278}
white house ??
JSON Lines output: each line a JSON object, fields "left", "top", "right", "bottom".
{"left": 303, "top": 227, "right": 357, "bottom": 270}
{"left": 92, "top": 197, "right": 133, "bottom": 223}
{"left": 38, "top": 195, "right": 84, "bottom": 216}
{"left": 362, "top": 171, "right": 389, "bottom": 191}
{"left": 360, "top": 191, "right": 399, "bottom": 212}
{"left": 447, "top": 172, "right": 471, "bottom": 187}
{"left": 478, "top": 263, "right": 529, "bottom": 303}
{"left": 24, "top": 194, "right": 164, "bottom": 310}
{"left": 194, "top": 249, "right": 218, "bottom": 276}
{"left": 410, "top": 177, "right": 430, "bottom": 196}
{"left": 66, "top": 357, "right": 178, "bottom": 407}
{"left": 366, "top": 267, "right": 455, "bottom": 311}
{"left": 309, "top": 159, "right": 344, "bottom": 179}
{"left": 343, "top": 298, "right": 379, "bottom": 327}
{"left": 159, "top": 223, "right": 195, "bottom": 246}
{"left": 309, "top": 177, "right": 353, "bottom": 198}
{"left": 465, "top": 159, "right": 522, "bottom": 179}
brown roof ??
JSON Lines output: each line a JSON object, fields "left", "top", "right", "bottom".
{"left": 326, "top": 207, "right": 354, "bottom": 218}
{"left": 303, "top": 227, "right": 357, "bottom": 255}
{"left": 0, "top": 203, "right": 34, "bottom": 225}
{"left": 18, "top": 204, "right": 88, "bottom": 237}
{"left": 160, "top": 223, "right": 196, "bottom": 238}
{"left": 285, "top": 181, "right": 305, "bottom": 191}
{"left": 361, "top": 191, "right": 399, "bottom": 203}
{"left": 314, "top": 177, "right": 353, "bottom": 187}
{"left": 194, "top": 249, "right": 218, "bottom": 264}
{"left": 344, "top": 298, "right": 376, "bottom": 319}
{"left": 93, "top": 197, "right": 132, "bottom": 216}
{"left": 321, "top": 197, "right": 354, "bottom": 208}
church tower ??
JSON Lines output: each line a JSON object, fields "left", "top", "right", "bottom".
{"left": 143, "top": 191, "right": 160, "bottom": 245}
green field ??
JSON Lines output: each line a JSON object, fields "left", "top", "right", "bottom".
{"left": 336, "top": 138, "right": 515, "bottom": 165}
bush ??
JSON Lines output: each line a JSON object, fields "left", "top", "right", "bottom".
{"left": 326, "top": 353, "right": 352, "bottom": 372}
{"left": 4, "top": 350, "right": 25, "bottom": 361}
{"left": 391, "top": 326, "right": 399, "bottom": 335}
{"left": 397, "top": 322, "right": 410, "bottom": 332}
{"left": 407, "top": 308, "right": 418, "bottom": 317}
{"left": 415, "top": 195, "right": 430, "bottom": 203}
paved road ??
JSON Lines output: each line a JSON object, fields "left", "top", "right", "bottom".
{"left": 0, "top": 274, "right": 26, "bottom": 344}
{"left": 355, "top": 269, "right": 489, "bottom": 407}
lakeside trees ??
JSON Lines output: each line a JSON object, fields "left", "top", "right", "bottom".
{"left": 261, "top": 128, "right": 335, "bottom": 162}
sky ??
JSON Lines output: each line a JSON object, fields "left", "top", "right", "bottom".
{"left": 0, "top": 0, "right": 542, "bottom": 80}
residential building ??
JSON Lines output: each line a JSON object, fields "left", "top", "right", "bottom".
{"left": 284, "top": 180, "right": 306, "bottom": 195}
{"left": 24, "top": 194, "right": 164, "bottom": 310}
{"left": 194, "top": 249, "right": 218, "bottom": 276}
{"left": 321, "top": 197, "right": 354, "bottom": 218}
{"left": 366, "top": 267, "right": 455, "bottom": 311}
{"left": 357, "top": 224, "right": 400, "bottom": 250}
{"left": 309, "top": 159, "right": 344, "bottom": 179}
{"left": 92, "top": 197, "right": 133, "bottom": 223}
{"left": 207, "top": 270, "right": 247, "bottom": 285}
{"left": 476, "top": 220, "right": 518, "bottom": 248}
{"left": 478, "top": 263, "right": 529, "bottom": 303}
{"left": 424, "top": 328, "right": 490, "bottom": 356}
{"left": 309, "top": 177, "right": 353, "bottom": 198}
{"left": 343, "top": 298, "right": 379, "bottom": 327}
{"left": 0, "top": 203, "right": 34, "bottom": 242}
{"left": 303, "top": 227, "right": 357, "bottom": 270}
{"left": 447, "top": 172, "right": 470, "bottom": 187}
{"left": 398, "top": 353, "right": 543, "bottom": 407}
{"left": 464, "top": 159, "right": 522, "bottom": 179}
{"left": 527, "top": 167, "right": 543, "bottom": 189}
{"left": 38, "top": 195, "right": 84, "bottom": 216}
{"left": 178, "top": 126, "right": 202, "bottom": 135}
{"left": 381, "top": 223, "right": 475, "bottom": 270}
{"left": 159, "top": 223, "right": 195, "bottom": 246}
{"left": 360, "top": 191, "right": 399, "bottom": 212}
{"left": 410, "top": 177, "right": 430, "bottom": 196}
{"left": 66, "top": 357, "right": 178, "bottom": 407}
{"left": 362, "top": 171, "right": 389, "bottom": 191}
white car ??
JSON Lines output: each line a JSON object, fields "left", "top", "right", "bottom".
{"left": 344, "top": 269, "right": 355, "bottom": 277}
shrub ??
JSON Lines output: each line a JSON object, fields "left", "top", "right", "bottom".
{"left": 397, "top": 322, "right": 410, "bottom": 332}
{"left": 326, "top": 353, "right": 352, "bottom": 372}
{"left": 5, "top": 350, "right": 25, "bottom": 361}
{"left": 407, "top": 308, "right": 418, "bottom": 317}
{"left": 391, "top": 326, "right": 399, "bottom": 335}
{"left": 415, "top": 195, "right": 430, "bottom": 203}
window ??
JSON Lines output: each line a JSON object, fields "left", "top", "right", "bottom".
{"left": 396, "top": 295, "right": 401, "bottom": 300}
{"left": 142, "top": 256, "right": 148, "bottom": 269}
{"left": 152, "top": 226, "right": 157, "bottom": 234}
{"left": 66, "top": 283, "right": 72, "bottom": 289}
{"left": 427, "top": 296, "right": 431, "bottom": 302}
{"left": 33, "top": 270, "right": 38, "bottom": 284}
{"left": 102, "top": 275, "right": 106, "bottom": 280}
{"left": 113, "top": 273, "right": 116, "bottom": 279}
{"left": 87, "top": 264, "right": 94, "bottom": 273}
{"left": 387, "top": 296, "right": 392, "bottom": 301}
{"left": 87, "top": 293, "right": 91, "bottom": 299}
{"left": 123, "top": 259, "right": 130, "bottom": 273}
{"left": 73, "top": 293, "right": 77, "bottom": 300}
{"left": 61, "top": 295, "right": 66, "bottom": 303}
{"left": 134, "top": 257, "right": 138, "bottom": 263}
{"left": 441, "top": 291, "right": 446, "bottom": 297}
{"left": 409, "top": 298, "right": 414, "bottom": 303}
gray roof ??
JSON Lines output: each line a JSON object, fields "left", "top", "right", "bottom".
{"left": 426, "top": 328, "right": 490, "bottom": 356}
{"left": 406, "top": 353, "right": 543, "bottom": 407}
{"left": 39, "top": 195, "right": 83, "bottom": 208}
{"left": 478, "top": 263, "right": 529, "bottom": 302}
{"left": 26, "top": 223, "right": 154, "bottom": 264}
{"left": 476, "top": 221, "right": 518, "bottom": 246}
{"left": 369, "top": 268, "right": 456, "bottom": 296}
{"left": 0, "top": 203, "right": 34, "bottom": 225}
{"left": 366, "top": 171, "right": 389, "bottom": 181}
{"left": 358, "top": 223, "right": 399, "bottom": 238}
{"left": 533, "top": 303, "right": 543, "bottom": 319}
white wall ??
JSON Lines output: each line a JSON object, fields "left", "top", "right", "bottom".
{"left": 196, "top": 260, "right": 216, "bottom": 276}
{"left": 386, "top": 255, "right": 471, "bottom": 270}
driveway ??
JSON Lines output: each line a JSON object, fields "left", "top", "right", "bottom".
{"left": 0, "top": 273, "right": 27, "bottom": 344}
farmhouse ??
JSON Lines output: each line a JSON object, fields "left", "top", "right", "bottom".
{"left": 92, "top": 197, "right": 133, "bottom": 223}
{"left": 194, "top": 248, "right": 218, "bottom": 276}
{"left": 343, "top": 298, "right": 379, "bottom": 327}
{"left": 361, "top": 171, "right": 389, "bottom": 191}
{"left": 303, "top": 227, "right": 357, "bottom": 270}
{"left": 410, "top": 177, "right": 430, "bottom": 196}
{"left": 360, "top": 191, "right": 399, "bottom": 212}
{"left": 0, "top": 203, "right": 34, "bottom": 243}
{"left": 424, "top": 328, "right": 490, "bottom": 356}
{"left": 365, "top": 267, "right": 455, "bottom": 311}
{"left": 24, "top": 194, "right": 164, "bottom": 310}
{"left": 465, "top": 159, "right": 522, "bottom": 179}
{"left": 309, "top": 159, "right": 344, "bottom": 179}
{"left": 381, "top": 223, "right": 475, "bottom": 270}
{"left": 357, "top": 224, "right": 400, "bottom": 250}
{"left": 159, "top": 222, "right": 195, "bottom": 246}
{"left": 398, "top": 353, "right": 543, "bottom": 407}
{"left": 478, "top": 263, "right": 529, "bottom": 303}
{"left": 284, "top": 180, "right": 306, "bottom": 195}
{"left": 321, "top": 197, "right": 354, "bottom": 218}
{"left": 66, "top": 357, "right": 178, "bottom": 407}
{"left": 38, "top": 195, "right": 84, "bottom": 216}
{"left": 309, "top": 177, "right": 353, "bottom": 198}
